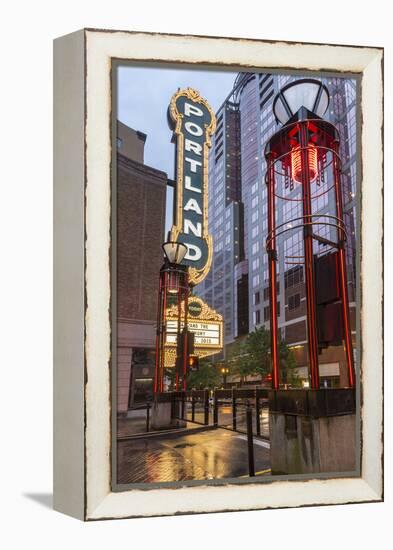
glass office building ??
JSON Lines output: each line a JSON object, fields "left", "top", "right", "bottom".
{"left": 195, "top": 97, "right": 248, "bottom": 349}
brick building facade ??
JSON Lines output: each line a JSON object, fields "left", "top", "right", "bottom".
{"left": 117, "top": 122, "right": 167, "bottom": 414}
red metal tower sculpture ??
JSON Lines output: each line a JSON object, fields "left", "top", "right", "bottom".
{"left": 154, "top": 241, "right": 190, "bottom": 394}
{"left": 264, "top": 79, "right": 355, "bottom": 390}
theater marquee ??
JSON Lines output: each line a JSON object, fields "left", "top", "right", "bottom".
{"left": 168, "top": 88, "right": 216, "bottom": 286}
{"left": 164, "top": 296, "right": 223, "bottom": 367}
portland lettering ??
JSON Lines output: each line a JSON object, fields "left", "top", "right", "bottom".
{"left": 168, "top": 88, "right": 216, "bottom": 285}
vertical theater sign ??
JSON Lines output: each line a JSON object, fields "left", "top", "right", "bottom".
{"left": 168, "top": 88, "right": 216, "bottom": 286}
{"left": 164, "top": 88, "right": 223, "bottom": 367}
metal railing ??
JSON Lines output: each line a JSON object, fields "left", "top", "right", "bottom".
{"left": 164, "top": 387, "right": 270, "bottom": 439}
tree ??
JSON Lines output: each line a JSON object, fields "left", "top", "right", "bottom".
{"left": 227, "top": 326, "right": 271, "bottom": 383}
{"left": 244, "top": 326, "right": 271, "bottom": 378}
{"left": 279, "top": 338, "right": 301, "bottom": 387}
{"left": 226, "top": 337, "right": 253, "bottom": 385}
{"left": 186, "top": 362, "right": 221, "bottom": 389}
{"left": 227, "top": 326, "right": 301, "bottom": 387}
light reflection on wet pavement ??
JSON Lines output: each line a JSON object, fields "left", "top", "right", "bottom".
{"left": 205, "top": 405, "right": 270, "bottom": 438}
{"left": 117, "top": 427, "right": 271, "bottom": 484}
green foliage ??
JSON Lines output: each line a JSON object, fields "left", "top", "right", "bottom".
{"left": 227, "top": 326, "right": 301, "bottom": 387}
{"left": 186, "top": 362, "right": 221, "bottom": 390}
{"left": 227, "top": 327, "right": 270, "bottom": 383}
{"left": 279, "top": 339, "right": 302, "bottom": 387}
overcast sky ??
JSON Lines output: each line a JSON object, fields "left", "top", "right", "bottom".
{"left": 117, "top": 64, "right": 238, "bottom": 179}
{"left": 117, "top": 64, "right": 238, "bottom": 233}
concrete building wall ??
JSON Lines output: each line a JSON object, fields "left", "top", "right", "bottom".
{"left": 117, "top": 120, "right": 146, "bottom": 163}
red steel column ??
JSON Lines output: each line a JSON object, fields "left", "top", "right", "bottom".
{"left": 299, "top": 123, "right": 320, "bottom": 389}
{"left": 159, "top": 271, "right": 168, "bottom": 393}
{"left": 182, "top": 272, "right": 189, "bottom": 391}
{"left": 332, "top": 141, "right": 356, "bottom": 387}
{"left": 175, "top": 274, "right": 182, "bottom": 391}
{"left": 154, "top": 271, "right": 163, "bottom": 394}
{"left": 266, "top": 152, "right": 280, "bottom": 390}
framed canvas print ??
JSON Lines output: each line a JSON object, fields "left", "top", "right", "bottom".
{"left": 53, "top": 29, "right": 383, "bottom": 520}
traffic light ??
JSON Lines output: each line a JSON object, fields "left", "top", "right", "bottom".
{"left": 189, "top": 354, "right": 199, "bottom": 372}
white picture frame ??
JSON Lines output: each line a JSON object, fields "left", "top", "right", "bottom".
{"left": 53, "top": 28, "right": 383, "bottom": 521}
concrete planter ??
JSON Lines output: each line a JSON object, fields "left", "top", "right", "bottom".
{"left": 150, "top": 400, "right": 187, "bottom": 430}
{"left": 268, "top": 389, "right": 356, "bottom": 475}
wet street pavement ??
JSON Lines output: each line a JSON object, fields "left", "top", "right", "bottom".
{"left": 117, "top": 427, "right": 271, "bottom": 484}
{"left": 210, "top": 404, "right": 270, "bottom": 438}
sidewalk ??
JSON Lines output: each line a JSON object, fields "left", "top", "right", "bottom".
{"left": 117, "top": 409, "right": 208, "bottom": 439}
{"left": 117, "top": 427, "right": 271, "bottom": 484}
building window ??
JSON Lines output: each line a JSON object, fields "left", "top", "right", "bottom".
{"left": 288, "top": 294, "right": 301, "bottom": 311}
{"left": 263, "top": 282, "right": 279, "bottom": 301}
{"left": 252, "top": 274, "right": 260, "bottom": 288}
{"left": 254, "top": 309, "right": 261, "bottom": 325}
{"left": 259, "top": 80, "right": 273, "bottom": 99}
{"left": 252, "top": 225, "right": 259, "bottom": 238}
{"left": 254, "top": 291, "right": 260, "bottom": 305}
{"left": 260, "top": 73, "right": 272, "bottom": 86}
{"left": 252, "top": 258, "right": 260, "bottom": 271}
{"left": 260, "top": 89, "right": 274, "bottom": 109}
{"left": 264, "top": 302, "right": 280, "bottom": 321}
{"left": 252, "top": 242, "right": 259, "bottom": 255}
{"left": 284, "top": 265, "right": 304, "bottom": 289}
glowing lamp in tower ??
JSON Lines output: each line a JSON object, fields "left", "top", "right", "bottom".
{"left": 290, "top": 143, "right": 318, "bottom": 184}
{"left": 273, "top": 79, "right": 329, "bottom": 188}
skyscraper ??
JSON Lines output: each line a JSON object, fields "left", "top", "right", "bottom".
{"left": 195, "top": 97, "right": 248, "bottom": 350}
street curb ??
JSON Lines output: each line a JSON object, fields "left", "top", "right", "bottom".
{"left": 117, "top": 423, "right": 216, "bottom": 441}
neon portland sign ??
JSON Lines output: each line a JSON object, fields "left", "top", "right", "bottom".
{"left": 168, "top": 88, "right": 216, "bottom": 286}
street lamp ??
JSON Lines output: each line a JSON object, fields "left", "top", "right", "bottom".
{"left": 265, "top": 79, "right": 355, "bottom": 391}
{"left": 220, "top": 366, "right": 229, "bottom": 388}
{"left": 154, "top": 241, "right": 190, "bottom": 394}
{"left": 162, "top": 241, "right": 188, "bottom": 264}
